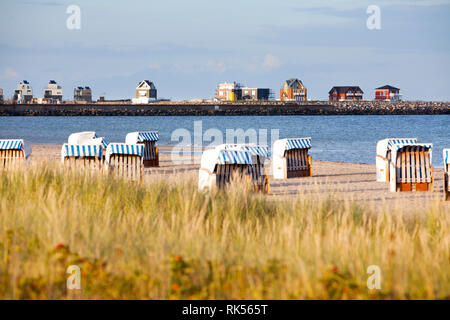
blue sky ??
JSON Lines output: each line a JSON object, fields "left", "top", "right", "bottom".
{"left": 0, "top": 0, "right": 449, "bottom": 101}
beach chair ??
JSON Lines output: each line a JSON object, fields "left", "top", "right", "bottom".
{"left": 125, "top": 131, "right": 159, "bottom": 167}
{"left": 199, "top": 148, "right": 268, "bottom": 192}
{"left": 272, "top": 138, "right": 312, "bottom": 179}
{"left": 105, "top": 143, "right": 144, "bottom": 181}
{"left": 444, "top": 149, "right": 450, "bottom": 201}
{"left": 376, "top": 138, "right": 417, "bottom": 182}
{"left": 216, "top": 144, "right": 270, "bottom": 193}
{"left": 0, "top": 139, "right": 31, "bottom": 169}
{"left": 389, "top": 143, "right": 433, "bottom": 192}
{"left": 61, "top": 143, "right": 103, "bottom": 169}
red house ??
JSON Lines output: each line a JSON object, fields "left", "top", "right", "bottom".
{"left": 328, "top": 86, "right": 363, "bottom": 101}
{"left": 374, "top": 85, "right": 401, "bottom": 102}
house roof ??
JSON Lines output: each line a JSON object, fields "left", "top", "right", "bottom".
{"left": 328, "top": 86, "right": 363, "bottom": 94}
{"left": 284, "top": 78, "right": 304, "bottom": 89}
{"left": 137, "top": 80, "right": 156, "bottom": 89}
{"left": 375, "top": 85, "right": 400, "bottom": 91}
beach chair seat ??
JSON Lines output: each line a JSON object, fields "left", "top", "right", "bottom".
{"left": 105, "top": 143, "right": 144, "bottom": 181}
{"left": 0, "top": 139, "right": 31, "bottom": 169}
{"left": 272, "top": 138, "right": 312, "bottom": 179}
{"left": 376, "top": 138, "right": 417, "bottom": 182}
{"left": 125, "top": 131, "right": 159, "bottom": 167}
{"left": 389, "top": 144, "right": 433, "bottom": 192}
{"left": 61, "top": 143, "right": 103, "bottom": 170}
{"left": 443, "top": 149, "right": 450, "bottom": 201}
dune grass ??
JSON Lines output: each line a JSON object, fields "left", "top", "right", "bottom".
{"left": 0, "top": 162, "right": 448, "bottom": 299}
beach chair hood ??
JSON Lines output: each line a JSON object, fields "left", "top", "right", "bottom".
{"left": 61, "top": 143, "right": 103, "bottom": 163}
{"left": 273, "top": 138, "right": 311, "bottom": 159}
{"left": 215, "top": 144, "right": 269, "bottom": 159}
{"left": 444, "top": 149, "right": 450, "bottom": 173}
{"left": 125, "top": 131, "right": 159, "bottom": 144}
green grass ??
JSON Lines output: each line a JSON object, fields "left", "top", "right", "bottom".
{"left": 0, "top": 163, "right": 448, "bottom": 299}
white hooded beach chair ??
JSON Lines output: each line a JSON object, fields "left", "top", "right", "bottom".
{"left": 376, "top": 138, "right": 417, "bottom": 182}
{"left": 443, "top": 149, "right": 450, "bottom": 201}
{"left": 0, "top": 139, "right": 31, "bottom": 168}
{"left": 199, "top": 148, "right": 268, "bottom": 192}
{"left": 272, "top": 138, "right": 312, "bottom": 179}
{"left": 388, "top": 143, "right": 433, "bottom": 192}
{"left": 63, "top": 132, "right": 108, "bottom": 168}
{"left": 105, "top": 143, "right": 144, "bottom": 180}
{"left": 215, "top": 144, "right": 270, "bottom": 192}
{"left": 125, "top": 131, "right": 159, "bottom": 167}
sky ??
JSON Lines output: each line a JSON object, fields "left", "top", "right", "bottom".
{"left": 0, "top": 0, "right": 449, "bottom": 101}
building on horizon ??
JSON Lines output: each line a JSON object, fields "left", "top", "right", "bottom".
{"left": 136, "top": 80, "right": 157, "bottom": 101}
{"left": 374, "top": 85, "right": 401, "bottom": 102}
{"left": 216, "top": 82, "right": 271, "bottom": 101}
{"left": 280, "top": 78, "right": 307, "bottom": 101}
{"left": 44, "top": 80, "right": 63, "bottom": 102}
{"left": 0, "top": 88, "right": 3, "bottom": 103}
{"left": 328, "top": 86, "right": 364, "bottom": 101}
{"left": 74, "top": 86, "right": 92, "bottom": 102}
{"left": 14, "top": 80, "right": 33, "bottom": 103}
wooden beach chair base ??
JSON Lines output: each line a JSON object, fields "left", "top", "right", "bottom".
{"left": 109, "top": 155, "right": 144, "bottom": 181}
{"left": 0, "top": 150, "right": 25, "bottom": 169}
{"left": 396, "top": 182, "right": 432, "bottom": 192}
{"left": 215, "top": 164, "right": 269, "bottom": 194}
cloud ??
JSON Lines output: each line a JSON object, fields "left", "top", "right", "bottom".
{"left": 0, "top": 67, "right": 19, "bottom": 80}
{"left": 262, "top": 54, "right": 282, "bottom": 70}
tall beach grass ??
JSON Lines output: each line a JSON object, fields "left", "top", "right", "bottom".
{"left": 0, "top": 162, "right": 448, "bottom": 299}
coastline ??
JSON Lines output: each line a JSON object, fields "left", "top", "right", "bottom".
{"left": 1, "top": 101, "right": 449, "bottom": 116}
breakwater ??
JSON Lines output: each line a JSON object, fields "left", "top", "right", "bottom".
{"left": 0, "top": 101, "right": 448, "bottom": 116}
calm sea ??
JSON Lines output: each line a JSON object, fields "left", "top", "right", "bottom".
{"left": 0, "top": 115, "right": 448, "bottom": 167}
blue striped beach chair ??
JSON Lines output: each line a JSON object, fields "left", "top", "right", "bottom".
{"left": 199, "top": 148, "right": 268, "bottom": 192}
{"left": 0, "top": 139, "right": 31, "bottom": 169}
{"left": 105, "top": 143, "right": 144, "bottom": 181}
{"left": 443, "top": 149, "right": 450, "bottom": 201}
{"left": 216, "top": 144, "right": 270, "bottom": 192}
{"left": 125, "top": 131, "right": 159, "bottom": 167}
{"left": 272, "top": 138, "right": 312, "bottom": 179}
{"left": 388, "top": 143, "right": 433, "bottom": 192}
{"left": 61, "top": 143, "right": 103, "bottom": 169}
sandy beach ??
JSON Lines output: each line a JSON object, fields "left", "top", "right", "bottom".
{"left": 30, "top": 144, "right": 447, "bottom": 208}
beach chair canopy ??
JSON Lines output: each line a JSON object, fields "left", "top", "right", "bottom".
{"left": 0, "top": 139, "right": 32, "bottom": 158}
{"left": 105, "top": 143, "right": 144, "bottom": 163}
{"left": 443, "top": 149, "right": 450, "bottom": 172}
{"left": 376, "top": 138, "right": 418, "bottom": 159}
{"left": 215, "top": 144, "right": 269, "bottom": 159}
{"left": 200, "top": 149, "right": 253, "bottom": 174}
{"left": 61, "top": 143, "right": 103, "bottom": 162}
{"left": 272, "top": 138, "right": 311, "bottom": 158}
{"left": 68, "top": 131, "right": 108, "bottom": 148}
{"left": 125, "top": 131, "right": 159, "bottom": 144}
